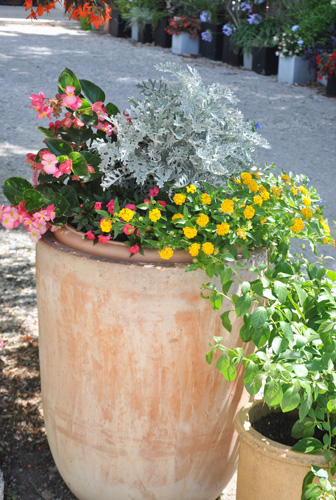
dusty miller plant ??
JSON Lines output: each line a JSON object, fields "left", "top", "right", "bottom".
{"left": 98, "top": 63, "right": 269, "bottom": 193}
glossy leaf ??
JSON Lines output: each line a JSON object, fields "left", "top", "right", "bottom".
{"left": 58, "top": 68, "right": 81, "bottom": 95}
{"left": 251, "top": 306, "right": 268, "bottom": 330}
{"left": 235, "top": 294, "right": 252, "bottom": 317}
{"left": 45, "top": 138, "right": 73, "bottom": 157}
{"left": 2, "top": 177, "right": 33, "bottom": 205}
{"left": 23, "top": 189, "right": 45, "bottom": 212}
{"left": 220, "top": 310, "right": 232, "bottom": 332}
{"left": 106, "top": 102, "right": 120, "bottom": 116}
{"left": 80, "top": 79, "right": 105, "bottom": 103}
{"left": 69, "top": 152, "right": 89, "bottom": 176}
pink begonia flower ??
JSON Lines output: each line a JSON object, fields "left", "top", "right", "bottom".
{"left": 98, "top": 234, "right": 110, "bottom": 244}
{"left": 62, "top": 113, "right": 73, "bottom": 128}
{"left": 0, "top": 204, "right": 6, "bottom": 221}
{"left": 41, "top": 152, "right": 58, "bottom": 175}
{"left": 37, "top": 106, "right": 54, "bottom": 120}
{"left": 27, "top": 228, "right": 42, "bottom": 243}
{"left": 29, "top": 91, "right": 45, "bottom": 111}
{"left": 158, "top": 200, "right": 166, "bottom": 209}
{"left": 123, "top": 224, "right": 135, "bottom": 235}
{"left": 125, "top": 204, "right": 136, "bottom": 211}
{"left": 106, "top": 199, "right": 115, "bottom": 215}
{"left": 92, "top": 102, "right": 109, "bottom": 121}
{"left": 62, "top": 86, "right": 82, "bottom": 111}
{"left": 1, "top": 206, "right": 20, "bottom": 230}
{"left": 33, "top": 220, "right": 48, "bottom": 234}
{"left": 129, "top": 245, "right": 140, "bottom": 255}
{"left": 45, "top": 205, "right": 56, "bottom": 222}
{"left": 54, "top": 159, "right": 72, "bottom": 178}
{"left": 49, "top": 224, "right": 59, "bottom": 232}
{"left": 88, "top": 164, "right": 95, "bottom": 174}
{"left": 149, "top": 187, "right": 159, "bottom": 198}
{"left": 94, "top": 121, "right": 114, "bottom": 136}
{"left": 73, "top": 117, "right": 84, "bottom": 129}
{"left": 22, "top": 215, "right": 34, "bottom": 230}
{"left": 32, "top": 170, "right": 39, "bottom": 186}
{"left": 94, "top": 202, "right": 102, "bottom": 210}
{"left": 85, "top": 230, "right": 95, "bottom": 240}
{"left": 143, "top": 198, "right": 150, "bottom": 205}
{"left": 136, "top": 229, "right": 141, "bottom": 238}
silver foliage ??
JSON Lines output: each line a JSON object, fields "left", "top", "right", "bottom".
{"left": 98, "top": 63, "right": 270, "bottom": 191}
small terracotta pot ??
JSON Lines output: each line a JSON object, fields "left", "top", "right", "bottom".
{"left": 235, "top": 401, "right": 329, "bottom": 500}
{"left": 36, "top": 230, "right": 265, "bottom": 500}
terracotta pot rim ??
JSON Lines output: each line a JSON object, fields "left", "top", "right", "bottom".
{"left": 235, "top": 401, "right": 328, "bottom": 466}
{"left": 52, "top": 225, "right": 193, "bottom": 266}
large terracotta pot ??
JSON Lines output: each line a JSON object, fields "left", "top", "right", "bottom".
{"left": 36, "top": 227, "right": 264, "bottom": 500}
{"left": 235, "top": 401, "right": 329, "bottom": 500}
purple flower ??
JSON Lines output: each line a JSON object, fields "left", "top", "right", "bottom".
{"left": 201, "top": 29, "right": 212, "bottom": 42}
{"left": 222, "top": 24, "right": 233, "bottom": 36}
{"left": 255, "top": 123, "right": 261, "bottom": 130}
{"left": 291, "top": 25, "right": 299, "bottom": 31}
{"left": 200, "top": 11, "right": 211, "bottom": 23}
{"left": 297, "top": 40, "right": 304, "bottom": 46}
{"left": 240, "top": 1, "right": 252, "bottom": 12}
{"left": 247, "top": 13, "right": 262, "bottom": 25}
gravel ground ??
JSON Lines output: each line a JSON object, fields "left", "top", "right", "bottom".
{"left": 0, "top": 14, "right": 335, "bottom": 500}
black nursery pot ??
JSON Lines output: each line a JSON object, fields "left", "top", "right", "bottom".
{"left": 222, "top": 36, "right": 243, "bottom": 66}
{"left": 138, "top": 23, "right": 153, "bottom": 44}
{"left": 326, "top": 75, "right": 336, "bottom": 97}
{"left": 109, "top": 9, "right": 130, "bottom": 38}
{"left": 252, "top": 47, "right": 278, "bottom": 75}
{"left": 154, "top": 17, "right": 171, "bottom": 48}
{"left": 200, "top": 22, "right": 223, "bottom": 61}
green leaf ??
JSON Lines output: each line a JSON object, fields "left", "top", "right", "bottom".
{"left": 106, "top": 102, "right": 120, "bottom": 116}
{"left": 69, "top": 152, "right": 89, "bottom": 176}
{"left": 327, "top": 398, "right": 336, "bottom": 412}
{"left": 294, "top": 284, "right": 308, "bottom": 308}
{"left": 251, "top": 307, "right": 268, "bottom": 330}
{"left": 281, "top": 386, "right": 301, "bottom": 412}
{"left": 23, "top": 189, "right": 45, "bottom": 212}
{"left": 216, "top": 354, "right": 237, "bottom": 382}
{"left": 243, "top": 361, "right": 258, "bottom": 384}
{"left": 264, "top": 379, "right": 283, "bottom": 407}
{"left": 58, "top": 68, "right": 81, "bottom": 95}
{"left": 327, "top": 270, "right": 336, "bottom": 282}
{"left": 294, "top": 364, "right": 308, "bottom": 377}
{"left": 220, "top": 266, "right": 232, "bottom": 284}
{"left": 280, "top": 321, "right": 294, "bottom": 343}
{"left": 59, "top": 185, "right": 79, "bottom": 216}
{"left": 37, "top": 126, "right": 56, "bottom": 138}
{"left": 206, "top": 350, "right": 213, "bottom": 365}
{"left": 252, "top": 323, "right": 270, "bottom": 348}
{"left": 220, "top": 310, "right": 232, "bottom": 332}
{"left": 206, "top": 262, "right": 214, "bottom": 278}
{"left": 274, "top": 281, "right": 287, "bottom": 304}
{"left": 292, "top": 437, "right": 323, "bottom": 454}
{"left": 299, "top": 390, "right": 313, "bottom": 421}
{"left": 80, "top": 151, "right": 101, "bottom": 169}
{"left": 235, "top": 294, "right": 252, "bottom": 317}
{"left": 79, "top": 78, "right": 105, "bottom": 103}
{"left": 245, "top": 373, "right": 263, "bottom": 396}
{"left": 2, "top": 177, "right": 33, "bottom": 205}
{"left": 210, "top": 291, "right": 223, "bottom": 311}
{"left": 240, "top": 324, "right": 252, "bottom": 342}
{"left": 241, "top": 281, "right": 250, "bottom": 294}
{"left": 45, "top": 138, "right": 73, "bottom": 156}
{"left": 272, "top": 336, "right": 289, "bottom": 354}
{"left": 77, "top": 99, "right": 98, "bottom": 126}
{"left": 223, "top": 253, "right": 235, "bottom": 262}
{"left": 222, "top": 280, "right": 233, "bottom": 295}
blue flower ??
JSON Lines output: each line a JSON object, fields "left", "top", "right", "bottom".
{"left": 255, "top": 0, "right": 264, "bottom": 3}
{"left": 291, "top": 25, "right": 299, "bottom": 31}
{"left": 201, "top": 30, "right": 212, "bottom": 42}
{"left": 200, "top": 11, "right": 211, "bottom": 23}
{"left": 247, "top": 13, "right": 262, "bottom": 25}
{"left": 297, "top": 40, "right": 304, "bottom": 46}
{"left": 240, "top": 2, "right": 252, "bottom": 12}
{"left": 222, "top": 24, "right": 233, "bottom": 36}
{"left": 255, "top": 123, "right": 261, "bottom": 130}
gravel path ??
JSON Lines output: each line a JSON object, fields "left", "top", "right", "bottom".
{"left": 0, "top": 15, "right": 335, "bottom": 500}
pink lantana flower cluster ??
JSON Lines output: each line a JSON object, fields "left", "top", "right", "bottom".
{"left": 0, "top": 202, "right": 56, "bottom": 242}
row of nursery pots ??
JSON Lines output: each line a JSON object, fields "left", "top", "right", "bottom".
{"left": 108, "top": 13, "right": 335, "bottom": 96}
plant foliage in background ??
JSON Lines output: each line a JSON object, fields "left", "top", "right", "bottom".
{"left": 98, "top": 63, "right": 270, "bottom": 192}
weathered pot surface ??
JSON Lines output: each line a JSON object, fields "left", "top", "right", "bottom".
{"left": 36, "top": 231, "right": 265, "bottom": 500}
{"left": 235, "top": 401, "right": 329, "bottom": 500}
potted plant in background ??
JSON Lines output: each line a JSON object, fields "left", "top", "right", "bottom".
{"left": 152, "top": 0, "right": 174, "bottom": 48}
{"left": 124, "top": 2, "right": 155, "bottom": 43}
{"left": 316, "top": 51, "right": 336, "bottom": 96}
{"left": 109, "top": 0, "right": 131, "bottom": 38}
{"left": 276, "top": 24, "right": 316, "bottom": 85}
{"left": 1, "top": 64, "right": 334, "bottom": 500}
{"left": 207, "top": 253, "right": 336, "bottom": 499}
{"left": 166, "top": 16, "right": 201, "bottom": 55}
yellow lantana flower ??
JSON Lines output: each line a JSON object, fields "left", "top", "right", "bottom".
{"left": 299, "top": 186, "right": 308, "bottom": 195}
{"left": 149, "top": 209, "right": 161, "bottom": 222}
{"left": 197, "top": 213, "right": 209, "bottom": 227}
{"left": 291, "top": 218, "right": 305, "bottom": 233}
{"left": 248, "top": 180, "right": 259, "bottom": 194}
{"left": 172, "top": 213, "right": 184, "bottom": 223}
{"left": 216, "top": 222, "right": 230, "bottom": 236}
{"left": 221, "top": 199, "right": 234, "bottom": 214}
{"left": 173, "top": 193, "right": 187, "bottom": 205}
{"left": 253, "top": 195, "right": 263, "bottom": 206}
{"left": 291, "top": 186, "right": 298, "bottom": 196}
{"left": 159, "top": 247, "right": 174, "bottom": 260}
{"left": 189, "top": 243, "right": 200, "bottom": 256}
{"left": 244, "top": 206, "right": 255, "bottom": 219}
{"left": 260, "top": 217, "right": 267, "bottom": 224}
{"left": 186, "top": 184, "right": 197, "bottom": 193}
{"left": 201, "top": 193, "right": 211, "bottom": 205}
{"left": 301, "top": 207, "right": 312, "bottom": 220}
{"left": 202, "top": 242, "right": 214, "bottom": 255}
{"left": 302, "top": 196, "right": 311, "bottom": 207}
{"left": 271, "top": 186, "right": 281, "bottom": 197}
{"left": 241, "top": 172, "right": 252, "bottom": 185}
{"left": 237, "top": 228, "right": 247, "bottom": 240}
{"left": 183, "top": 227, "right": 198, "bottom": 239}
{"left": 118, "top": 208, "right": 134, "bottom": 222}
{"left": 100, "top": 218, "right": 112, "bottom": 233}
